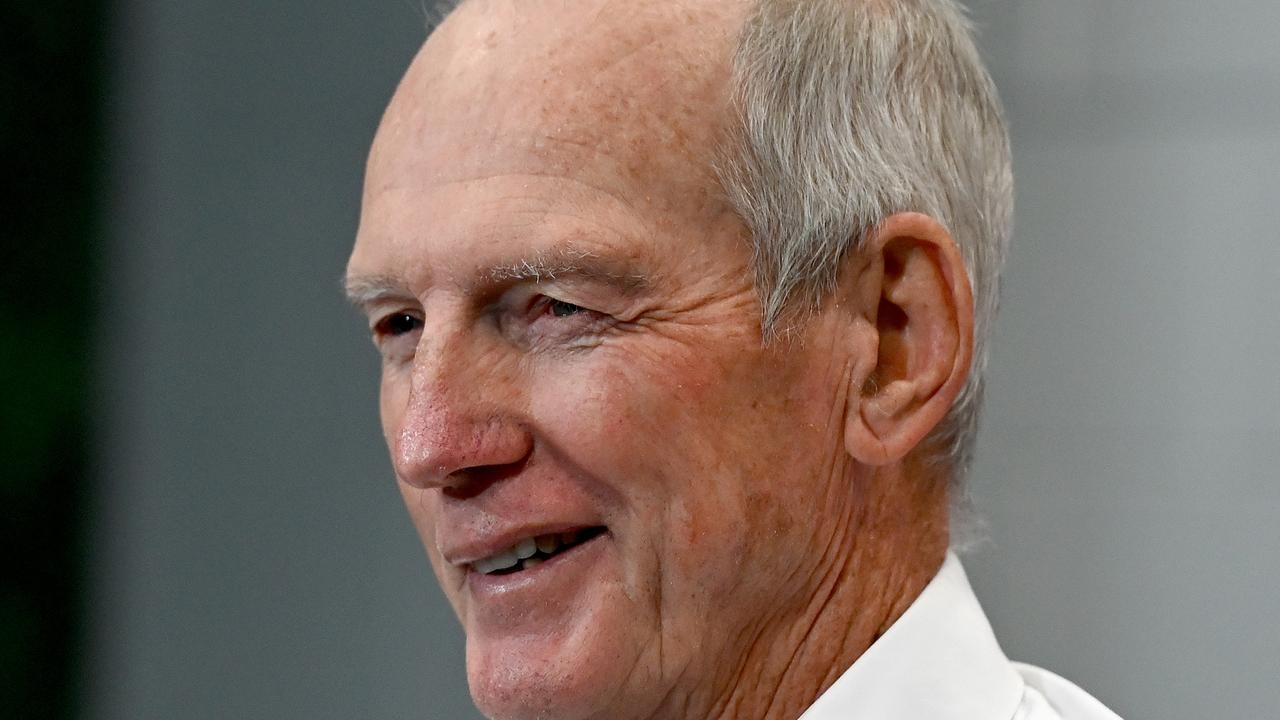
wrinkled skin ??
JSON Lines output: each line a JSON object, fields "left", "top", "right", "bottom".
{"left": 346, "top": 1, "right": 964, "bottom": 719}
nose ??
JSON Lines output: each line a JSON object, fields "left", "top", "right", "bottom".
{"left": 390, "top": 339, "right": 533, "bottom": 492}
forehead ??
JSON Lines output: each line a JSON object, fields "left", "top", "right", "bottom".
{"left": 373, "top": 0, "right": 738, "bottom": 176}
{"left": 350, "top": 0, "right": 745, "bottom": 283}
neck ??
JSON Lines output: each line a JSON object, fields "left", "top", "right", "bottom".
{"left": 703, "top": 464, "right": 950, "bottom": 720}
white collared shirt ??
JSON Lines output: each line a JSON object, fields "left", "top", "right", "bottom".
{"left": 799, "top": 554, "right": 1123, "bottom": 720}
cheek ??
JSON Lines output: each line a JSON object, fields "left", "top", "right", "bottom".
{"left": 638, "top": 347, "right": 824, "bottom": 591}
{"left": 530, "top": 341, "right": 801, "bottom": 592}
{"left": 378, "top": 367, "right": 411, "bottom": 449}
{"left": 528, "top": 343, "right": 727, "bottom": 500}
{"left": 399, "top": 481, "right": 466, "bottom": 610}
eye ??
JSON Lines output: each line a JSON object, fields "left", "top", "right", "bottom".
{"left": 548, "top": 299, "right": 586, "bottom": 318}
{"left": 522, "top": 295, "right": 611, "bottom": 342}
{"left": 370, "top": 311, "right": 424, "bottom": 362}
{"left": 374, "top": 312, "right": 423, "bottom": 337}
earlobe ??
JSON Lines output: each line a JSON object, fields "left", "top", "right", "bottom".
{"left": 842, "top": 213, "right": 974, "bottom": 467}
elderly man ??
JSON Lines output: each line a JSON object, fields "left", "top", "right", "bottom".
{"left": 345, "top": 1, "right": 1121, "bottom": 718}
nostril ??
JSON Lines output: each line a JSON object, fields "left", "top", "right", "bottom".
{"left": 441, "top": 456, "right": 530, "bottom": 500}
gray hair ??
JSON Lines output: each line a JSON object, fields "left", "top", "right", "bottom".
{"left": 717, "top": 0, "right": 1013, "bottom": 533}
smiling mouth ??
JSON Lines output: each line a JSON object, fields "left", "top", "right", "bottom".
{"left": 470, "top": 526, "right": 608, "bottom": 576}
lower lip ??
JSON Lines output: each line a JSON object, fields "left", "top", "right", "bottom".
{"left": 466, "top": 531, "right": 610, "bottom": 604}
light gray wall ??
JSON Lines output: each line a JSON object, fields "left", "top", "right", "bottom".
{"left": 90, "top": 1, "right": 477, "bottom": 717}
{"left": 89, "top": 1, "right": 1279, "bottom": 718}
{"left": 963, "top": 3, "right": 1280, "bottom": 719}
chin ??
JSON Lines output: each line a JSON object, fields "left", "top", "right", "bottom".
{"left": 466, "top": 634, "right": 638, "bottom": 720}
{"left": 462, "top": 581, "right": 666, "bottom": 720}
{"left": 454, "top": 533, "right": 666, "bottom": 720}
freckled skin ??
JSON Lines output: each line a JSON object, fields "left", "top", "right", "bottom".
{"left": 347, "top": 2, "right": 953, "bottom": 719}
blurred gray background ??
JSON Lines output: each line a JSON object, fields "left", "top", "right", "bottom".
{"left": 88, "top": 1, "right": 1280, "bottom": 718}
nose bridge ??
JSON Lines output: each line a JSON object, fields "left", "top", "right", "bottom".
{"left": 393, "top": 322, "right": 529, "bottom": 489}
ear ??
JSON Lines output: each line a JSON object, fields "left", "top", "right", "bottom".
{"left": 842, "top": 212, "right": 975, "bottom": 467}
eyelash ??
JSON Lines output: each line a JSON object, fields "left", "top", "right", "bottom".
{"left": 373, "top": 312, "right": 423, "bottom": 339}
{"left": 544, "top": 297, "right": 587, "bottom": 318}
{"left": 520, "top": 294, "right": 612, "bottom": 350}
{"left": 529, "top": 295, "right": 607, "bottom": 331}
{"left": 370, "top": 295, "right": 601, "bottom": 349}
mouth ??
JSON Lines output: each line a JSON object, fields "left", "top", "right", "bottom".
{"left": 469, "top": 526, "right": 608, "bottom": 576}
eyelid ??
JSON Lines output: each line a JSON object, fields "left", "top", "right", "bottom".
{"left": 373, "top": 311, "right": 420, "bottom": 332}
{"left": 509, "top": 278, "right": 609, "bottom": 310}
{"left": 528, "top": 291, "right": 598, "bottom": 316}
{"left": 369, "top": 308, "right": 425, "bottom": 355}
{"left": 371, "top": 305, "right": 419, "bottom": 325}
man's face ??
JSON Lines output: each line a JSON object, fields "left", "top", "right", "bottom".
{"left": 347, "top": 3, "right": 859, "bottom": 718}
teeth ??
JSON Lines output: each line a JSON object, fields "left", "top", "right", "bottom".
{"left": 471, "top": 531, "right": 579, "bottom": 575}
{"left": 474, "top": 549, "right": 519, "bottom": 575}
{"left": 515, "top": 538, "right": 537, "bottom": 560}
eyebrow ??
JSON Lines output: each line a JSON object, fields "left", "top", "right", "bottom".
{"left": 343, "top": 246, "right": 652, "bottom": 311}
{"left": 343, "top": 274, "right": 413, "bottom": 312}
{"left": 486, "top": 247, "right": 650, "bottom": 291}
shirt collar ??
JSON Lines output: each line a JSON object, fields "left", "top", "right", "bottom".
{"left": 798, "top": 552, "right": 1025, "bottom": 720}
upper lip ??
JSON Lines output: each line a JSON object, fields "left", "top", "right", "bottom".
{"left": 440, "top": 521, "right": 604, "bottom": 568}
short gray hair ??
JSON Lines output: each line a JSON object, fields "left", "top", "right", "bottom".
{"left": 717, "top": 0, "right": 1013, "bottom": 521}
